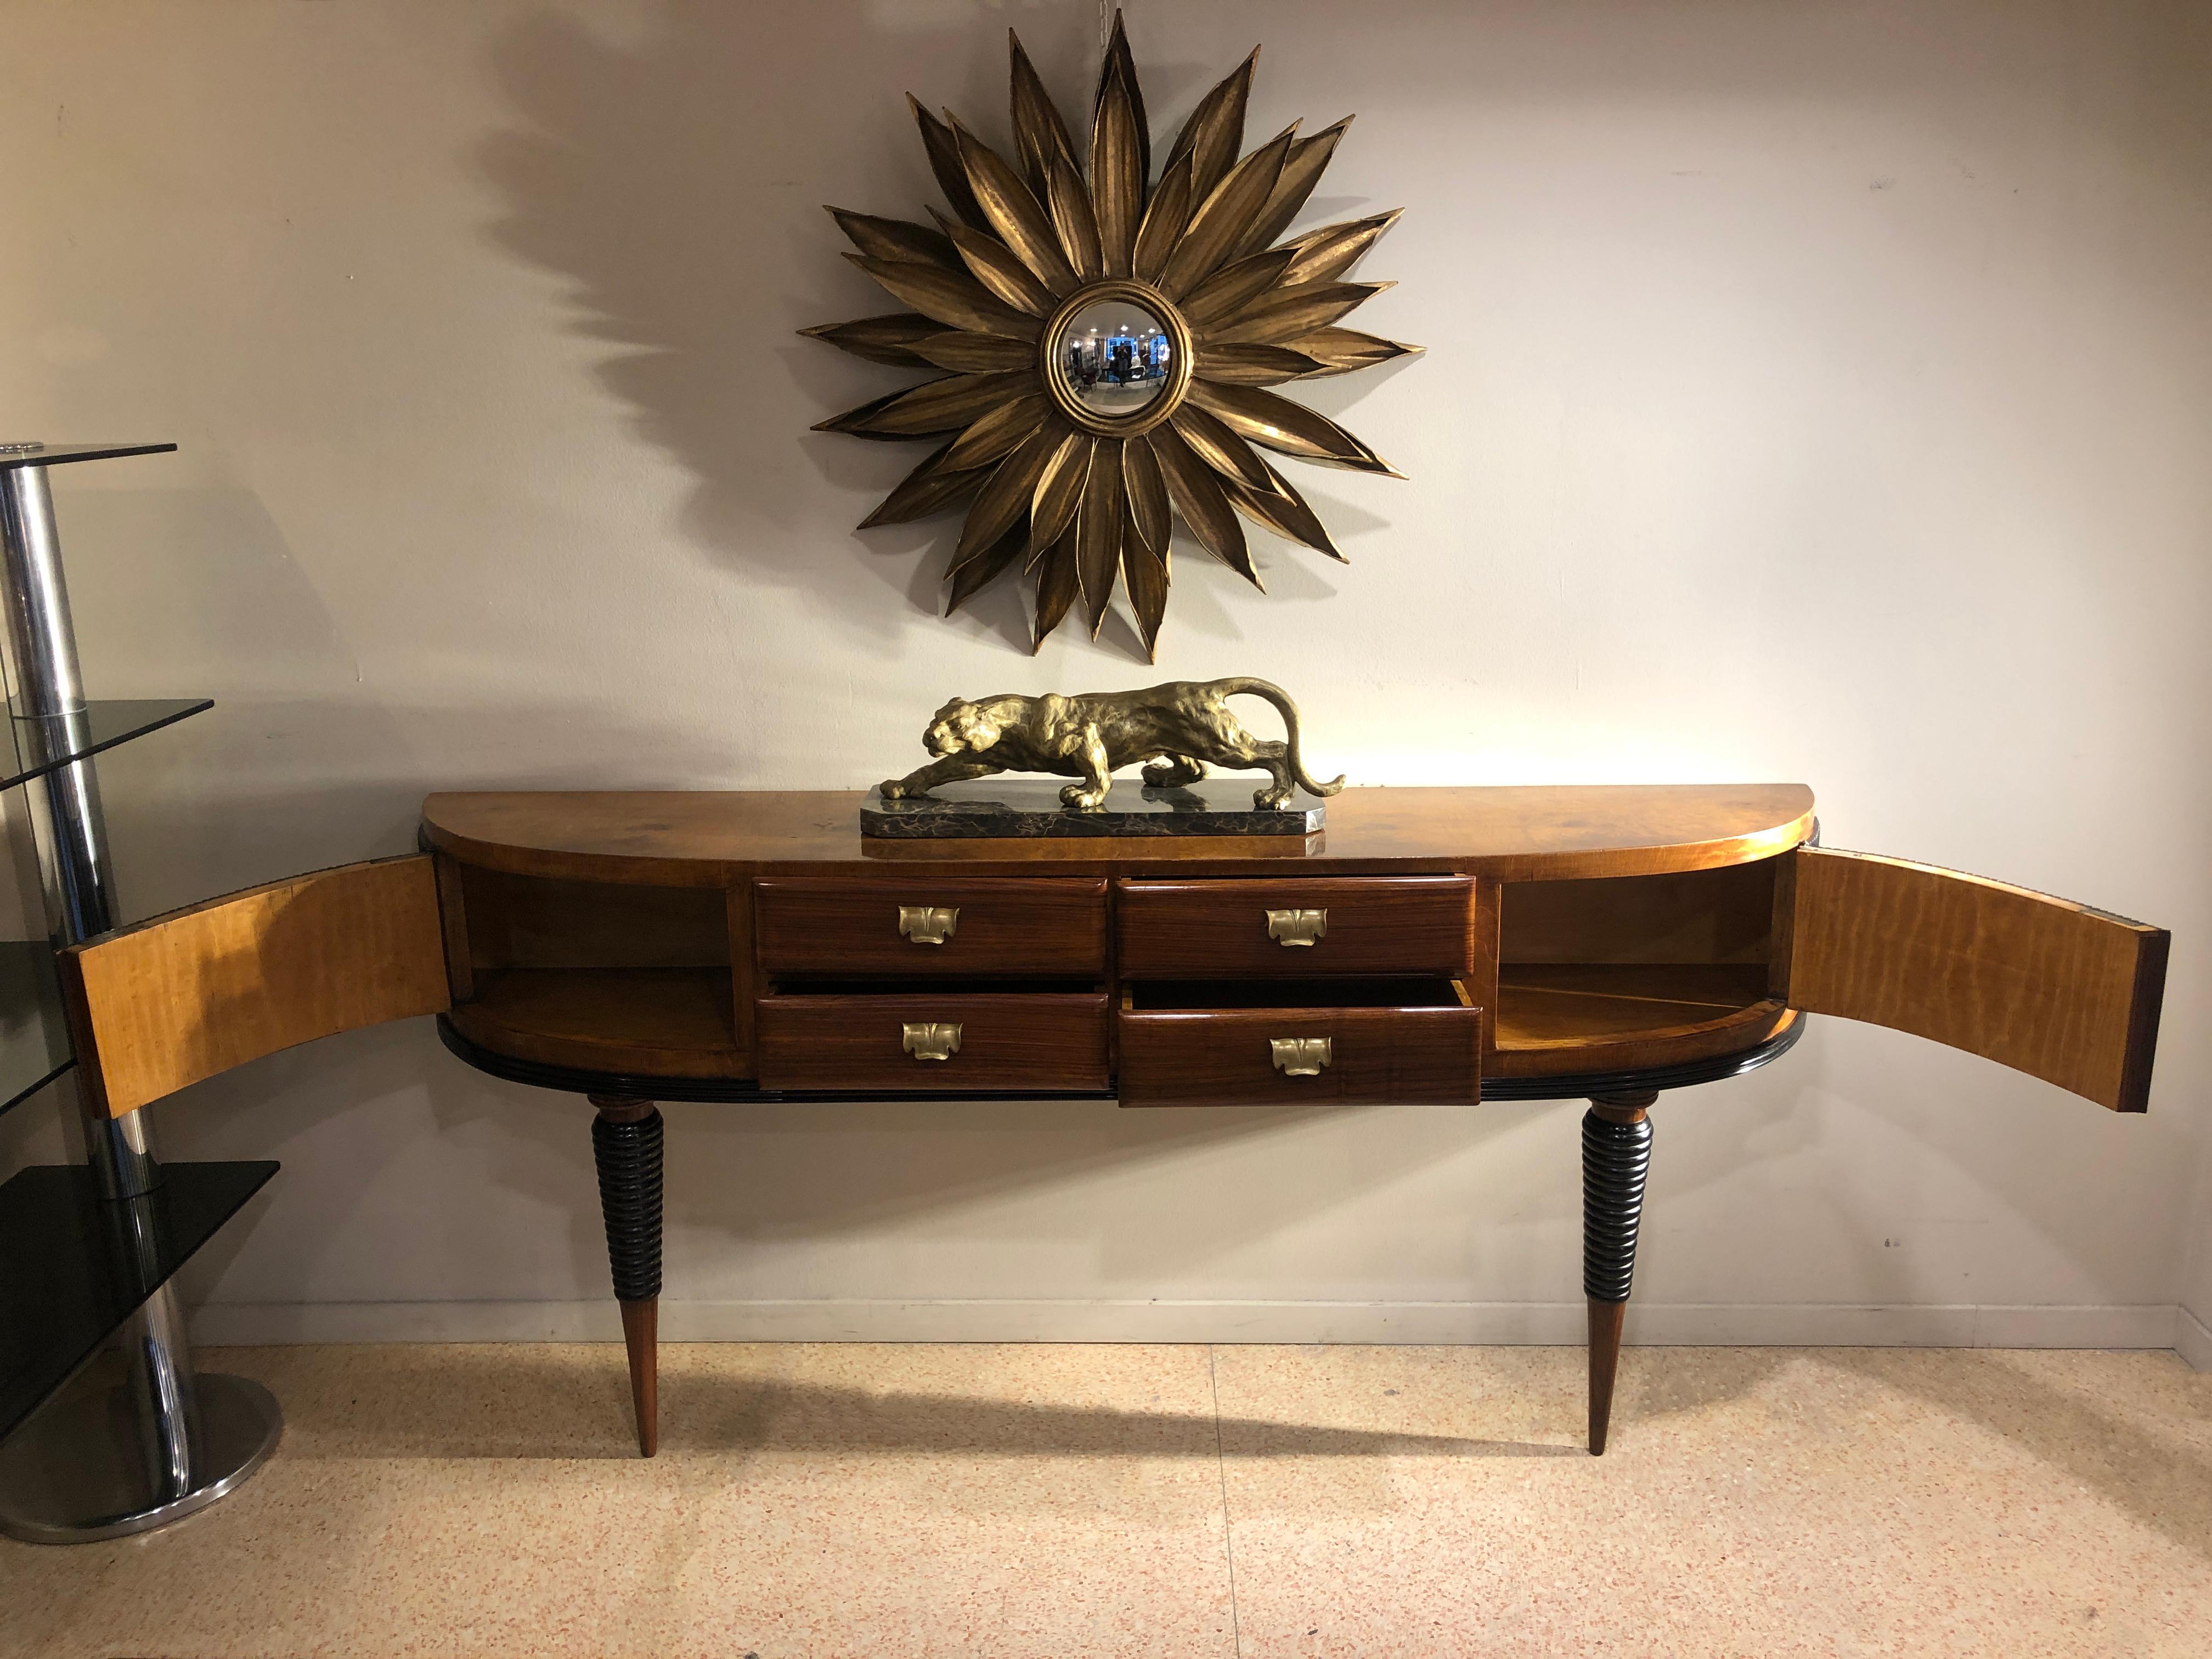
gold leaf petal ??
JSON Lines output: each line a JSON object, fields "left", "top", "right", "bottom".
{"left": 1030, "top": 432, "right": 1094, "bottom": 563}
{"left": 847, "top": 253, "right": 1041, "bottom": 338}
{"left": 952, "top": 424, "right": 1063, "bottom": 568}
{"left": 1211, "top": 279, "right": 1390, "bottom": 346}
{"left": 1149, "top": 421, "right": 1259, "bottom": 587}
{"left": 909, "top": 95, "right": 990, "bottom": 233}
{"left": 1120, "top": 531, "right": 1169, "bottom": 662}
{"left": 910, "top": 329, "right": 1037, "bottom": 373}
{"left": 821, "top": 371, "right": 1031, "bottom": 438}
{"left": 945, "top": 522, "right": 1026, "bottom": 614}
{"left": 827, "top": 207, "right": 959, "bottom": 269}
{"left": 1223, "top": 458, "right": 1345, "bottom": 562}
{"left": 1164, "top": 47, "right": 1257, "bottom": 205}
{"left": 938, "top": 393, "right": 1052, "bottom": 471}
{"left": 1182, "top": 248, "right": 1295, "bottom": 330}
{"left": 859, "top": 443, "right": 985, "bottom": 528}
{"left": 1122, "top": 433, "right": 1170, "bottom": 558}
{"left": 1188, "top": 380, "right": 1399, "bottom": 475}
{"left": 1158, "top": 126, "right": 1295, "bottom": 300}
{"left": 1280, "top": 210, "right": 1402, "bottom": 286}
{"left": 1045, "top": 148, "right": 1104, "bottom": 283}
{"left": 932, "top": 213, "right": 1056, "bottom": 315}
{"left": 951, "top": 116, "right": 1079, "bottom": 296}
{"left": 1077, "top": 439, "right": 1125, "bottom": 635}
{"left": 1131, "top": 151, "right": 1194, "bottom": 286}
{"left": 1090, "top": 47, "right": 1144, "bottom": 278}
{"left": 1288, "top": 326, "right": 1423, "bottom": 377}
{"left": 1008, "top": 30, "right": 1080, "bottom": 197}
{"left": 1032, "top": 525, "right": 1081, "bottom": 650}
{"left": 810, "top": 386, "right": 943, "bottom": 442}
{"left": 1097, "top": 11, "right": 1150, "bottom": 196}
{"left": 1170, "top": 403, "right": 1278, "bottom": 495}
{"left": 798, "top": 313, "right": 941, "bottom": 367}
{"left": 1193, "top": 341, "right": 1325, "bottom": 386}
{"left": 1231, "top": 118, "right": 1351, "bottom": 262}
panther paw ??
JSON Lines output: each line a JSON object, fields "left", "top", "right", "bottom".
{"left": 1060, "top": 784, "right": 1108, "bottom": 811}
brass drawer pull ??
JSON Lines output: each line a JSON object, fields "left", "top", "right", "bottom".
{"left": 1265, "top": 907, "right": 1328, "bottom": 947}
{"left": 898, "top": 905, "right": 959, "bottom": 945}
{"left": 1270, "top": 1036, "right": 1333, "bottom": 1076}
{"left": 902, "top": 1022, "right": 962, "bottom": 1060}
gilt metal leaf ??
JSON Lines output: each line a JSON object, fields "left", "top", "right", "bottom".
{"left": 1149, "top": 421, "right": 1257, "bottom": 588}
{"left": 797, "top": 313, "right": 942, "bottom": 367}
{"left": 1189, "top": 380, "right": 1398, "bottom": 474}
{"left": 952, "top": 117, "right": 1080, "bottom": 297}
{"left": 1211, "top": 280, "right": 1391, "bottom": 346}
{"left": 846, "top": 254, "right": 1040, "bottom": 338}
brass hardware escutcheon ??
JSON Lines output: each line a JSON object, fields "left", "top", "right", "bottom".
{"left": 898, "top": 905, "right": 959, "bottom": 945}
{"left": 1270, "top": 1036, "right": 1333, "bottom": 1076}
{"left": 902, "top": 1022, "right": 962, "bottom": 1061}
{"left": 1266, "top": 907, "right": 1328, "bottom": 947}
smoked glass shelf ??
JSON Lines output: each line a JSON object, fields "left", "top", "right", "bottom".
{"left": 0, "top": 1160, "right": 279, "bottom": 1439}
{"left": 0, "top": 941, "right": 72, "bottom": 1121}
{"left": 0, "top": 700, "right": 212, "bottom": 795}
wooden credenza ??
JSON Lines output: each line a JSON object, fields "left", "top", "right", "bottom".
{"left": 55, "top": 786, "right": 2170, "bottom": 1458}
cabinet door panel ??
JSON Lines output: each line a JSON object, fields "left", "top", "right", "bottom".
{"left": 1780, "top": 847, "right": 2166, "bottom": 1111}
{"left": 62, "top": 855, "right": 449, "bottom": 1116}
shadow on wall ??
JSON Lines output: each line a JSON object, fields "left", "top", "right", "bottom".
{"left": 473, "top": 3, "right": 1080, "bottom": 652}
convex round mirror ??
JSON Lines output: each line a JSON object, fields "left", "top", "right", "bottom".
{"left": 1048, "top": 294, "right": 1182, "bottom": 427}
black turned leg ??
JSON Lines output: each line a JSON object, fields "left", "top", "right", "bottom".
{"left": 1582, "top": 1090, "right": 1656, "bottom": 1456}
{"left": 590, "top": 1095, "right": 663, "bottom": 1457}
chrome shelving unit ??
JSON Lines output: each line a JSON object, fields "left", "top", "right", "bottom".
{"left": 0, "top": 442, "right": 281, "bottom": 1543}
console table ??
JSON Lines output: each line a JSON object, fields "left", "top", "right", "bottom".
{"left": 54, "top": 786, "right": 2169, "bottom": 1459}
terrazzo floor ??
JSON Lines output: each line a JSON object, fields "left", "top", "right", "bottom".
{"left": 4, "top": 1342, "right": 2210, "bottom": 1657}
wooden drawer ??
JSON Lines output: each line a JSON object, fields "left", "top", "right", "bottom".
{"left": 1116, "top": 876, "right": 1474, "bottom": 977}
{"left": 1118, "top": 978, "right": 1482, "bottom": 1107}
{"left": 756, "top": 990, "right": 1109, "bottom": 1091}
{"left": 755, "top": 877, "right": 1108, "bottom": 978}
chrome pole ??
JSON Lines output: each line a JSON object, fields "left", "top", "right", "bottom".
{"left": 0, "top": 455, "right": 275, "bottom": 1543}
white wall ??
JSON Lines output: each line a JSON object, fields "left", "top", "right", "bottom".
{"left": 1, "top": 0, "right": 2205, "bottom": 1349}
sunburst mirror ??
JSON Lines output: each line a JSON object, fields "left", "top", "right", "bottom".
{"left": 803, "top": 12, "right": 1418, "bottom": 658}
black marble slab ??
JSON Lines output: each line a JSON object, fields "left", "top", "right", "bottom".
{"left": 861, "top": 778, "right": 1326, "bottom": 838}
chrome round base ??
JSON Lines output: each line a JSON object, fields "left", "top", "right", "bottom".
{"left": 0, "top": 1372, "right": 282, "bottom": 1544}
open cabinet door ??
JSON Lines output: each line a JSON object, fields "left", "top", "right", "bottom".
{"left": 60, "top": 855, "right": 451, "bottom": 1116}
{"left": 1776, "top": 847, "right": 2168, "bottom": 1111}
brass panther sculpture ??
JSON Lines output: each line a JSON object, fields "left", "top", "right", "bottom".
{"left": 878, "top": 678, "right": 1346, "bottom": 812}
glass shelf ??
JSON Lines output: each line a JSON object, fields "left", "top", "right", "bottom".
{"left": 0, "top": 699, "right": 212, "bottom": 795}
{"left": 0, "top": 1160, "right": 279, "bottom": 1440}
{"left": 0, "top": 443, "right": 177, "bottom": 473}
{"left": 0, "top": 940, "right": 72, "bottom": 1121}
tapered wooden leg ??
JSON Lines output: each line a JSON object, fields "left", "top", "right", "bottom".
{"left": 589, "top": 1095, "right": 663, "bottom": 1458}
{"left": 1582, "top": 1090, "right": 1656, "bottom": 1457}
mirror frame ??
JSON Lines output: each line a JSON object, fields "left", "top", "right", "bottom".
{"left": 1040, "top": 280, "right": 1194, "bottom": 438}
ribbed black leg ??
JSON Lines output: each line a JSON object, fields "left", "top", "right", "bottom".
{"left": 1582, "top": 1091, "right": 1656, "bottom": 1456}
{"left": 589, "top": 1096, "right": 662, "bottom": 1457}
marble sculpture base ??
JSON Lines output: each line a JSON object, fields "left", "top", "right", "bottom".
{"left": 860, "top": 779, "right": 1327, "bottom": 838}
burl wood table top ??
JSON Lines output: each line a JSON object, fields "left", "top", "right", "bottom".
{"left": 420, "top": 783, "right": 1818, "bottom": 886}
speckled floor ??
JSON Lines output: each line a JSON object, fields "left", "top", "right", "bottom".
{"left": 4, "top": 1343, "right": 2209, "bottom": 1657}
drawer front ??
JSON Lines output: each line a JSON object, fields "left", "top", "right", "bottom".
{"left": 1116, "top": 877, "right": 1475, "bottom": 977}
{"left": 757, "top": 992, "right": 1109, "bottom": 1091}
{"left": 1118, "top": 1002, "right": 1483, "bottom": 1107}
{"left": 755, "top": 878, "right": 1108, "bottom": 978}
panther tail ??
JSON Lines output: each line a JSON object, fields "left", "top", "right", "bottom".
{"left": 1215, "top": 678, "right": 1345, "bottom": 797}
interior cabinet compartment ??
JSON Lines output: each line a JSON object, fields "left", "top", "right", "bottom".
{"left": 1118, "top": 977, "right": 1481, "bottom": 1107}
{"left": 442, "top": 865, "right": 741, "bottom": 1079}
{"left": 755, "top": 981, "right": 1109, "bottom": 1092}
{"left": 1117, "top": 876, "right": 1474, "bottom": 978}
{"left": 1492, "top": 860, "right": 1789, "bottom": 1076}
